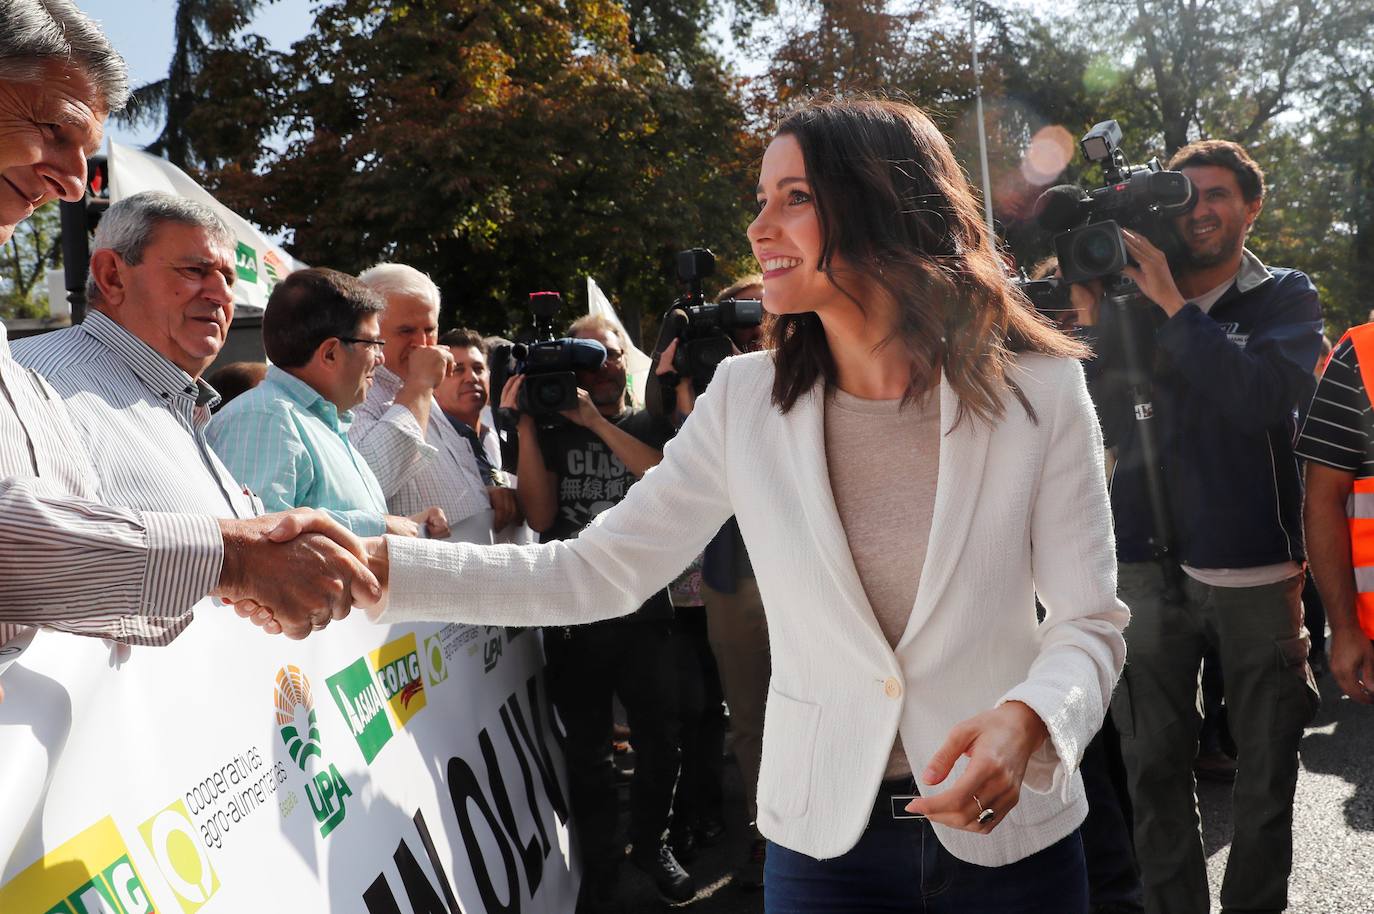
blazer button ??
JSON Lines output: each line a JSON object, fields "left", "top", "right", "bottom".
{"left": 883, "top": 677, "right": 902, "bottom": 699}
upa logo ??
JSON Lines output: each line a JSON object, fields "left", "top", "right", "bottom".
{"left": 137, "top": 800, "right": 219, "bottom": 913}
{"left": 274, "top": 665, "right": 352, "bottom": 838}
{"left": 0, "top": 817, "right": 158, "bottom": 913}
{"left": 274, "top": 665, "right": 323, "bottom": 770}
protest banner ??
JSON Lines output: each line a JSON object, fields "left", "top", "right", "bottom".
{"left": 0, "top": 603, "right": 577, "bottom": 913}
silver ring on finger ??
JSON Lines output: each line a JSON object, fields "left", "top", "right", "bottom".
{"left": 973, "top": 793, "right": 996, "bottom": 825}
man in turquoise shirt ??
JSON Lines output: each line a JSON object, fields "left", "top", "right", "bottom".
{"left": 209, "top": 268, "right": 448, "bottom": 539}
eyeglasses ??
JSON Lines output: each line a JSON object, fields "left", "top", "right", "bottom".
{"left": 338, "top": 336, "right": 386, "bottom": 353}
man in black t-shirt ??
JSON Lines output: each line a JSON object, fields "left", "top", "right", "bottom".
{"left": 500, "top": 314, "right": 687, "bottom": 910}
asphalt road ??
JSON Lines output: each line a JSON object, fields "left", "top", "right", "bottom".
{"left": 614, "top": 671, "right": 1374, "bottom": 913}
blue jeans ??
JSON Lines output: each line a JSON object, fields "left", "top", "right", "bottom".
{"left": 764, "top": 815, "right": 1087, "bottom": 914}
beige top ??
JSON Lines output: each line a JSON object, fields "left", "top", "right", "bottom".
{"left": 825, "top": 387, "right": 940, "bottom": 778}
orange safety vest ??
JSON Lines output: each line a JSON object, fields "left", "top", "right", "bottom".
{"left": 1338, "top": 323, "right": 1374, "bottom": 639}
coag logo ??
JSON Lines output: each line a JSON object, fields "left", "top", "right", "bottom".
{"left": 275, "top": 665, "right": 322, "bottom": 771}
{"left": 424, "top": 633, "right": 448, "bottom": 686}
{"left": 0, "top": 817, "right": 157, "bottom": 913}
{"left": 137, "top": 801, "right": 219, "bottom": 913}
{"left": 370, "top": 633, "right": 428, "bottom": 726}
{"left": 274, "top": 665, "right": 352, "bottom": 838}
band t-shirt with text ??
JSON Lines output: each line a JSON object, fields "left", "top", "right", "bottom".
{"left": 539, "top": 407, "right": 675, "bottom": 618}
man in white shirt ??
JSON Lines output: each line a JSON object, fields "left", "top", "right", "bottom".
{"left": 0, "top": 0, "right": 376, "bottom": 660}
{"left": 352, "top": 264, "right": 495, "bottom": 541}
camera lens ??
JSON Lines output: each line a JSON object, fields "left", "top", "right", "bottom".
{"left": 1074, "top": 227, "right": 1122, "bottom": 274}
{"left": 534, "top": 379, "right": 565, "bottom": 409}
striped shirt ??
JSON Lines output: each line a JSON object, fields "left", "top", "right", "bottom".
{"left": 207, "top": 365, "right": 389, "bottom": 534}
{"left": 349, "top": 365, "right": 491, "bottom": 534}
{"left": 12, "top": 310, "right": 259, "bottom": 520}
{"left": 1296, "top": 338, "right": 1374, "bottom": 478}
{"left": 0, "top": 321, "right": 221, "bottom": 649}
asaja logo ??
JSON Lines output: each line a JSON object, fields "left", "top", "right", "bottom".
{"left": 274, "top": 665, "right": 353, "bottom": 838}
{"left": 326, "top": 657, "right": 393, "bottom": 764}
{"left": 234, "top": 242, "right": 258, "bottom": 284}
{"left": 275, "top": 665, "right": 323, "bottom": 770}
{"left": 137, "top": 801, "right": 219, "bottom": 913}
{"left": 328, "top": 634, "right": 430, "bottom": 765}
{"left": 0, "top": 817, "right": 158, "bottom": 913}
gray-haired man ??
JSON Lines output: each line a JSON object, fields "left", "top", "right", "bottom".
{"left": 0, "top": 10, "right": 374, "bottom": 653}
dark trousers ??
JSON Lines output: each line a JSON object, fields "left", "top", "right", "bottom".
{"left": 1080, "top": 718, "right": 1143, "bottom": 911}
{"left": 1111, "top": 564, "right": 1320, "bottom": 914}
{"left": 543, "top": 618, "right": 682, "bottom": 887}
{"left": 673, "top": 608, "right": 725, "bottom": 832}
{"left": 764, "top": 789, "right": 1087, "bottom": 913}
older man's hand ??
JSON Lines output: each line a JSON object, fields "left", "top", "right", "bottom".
{"left": 212, "top": 509, "right": 380, "bottom": 639}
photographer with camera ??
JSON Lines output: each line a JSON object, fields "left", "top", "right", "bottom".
{"left": 1074, "top": 139, "right": 1323, "bottom": 914}
{"left": 498, "top": 313, "right": 689, "bottom": 910}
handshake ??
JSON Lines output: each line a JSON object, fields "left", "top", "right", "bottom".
{"left": 212, "top": 510, "right": 389, "bottom": 639}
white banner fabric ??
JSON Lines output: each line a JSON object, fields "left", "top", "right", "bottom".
{"left": 0, "top": 604, "right": 578, "bottom": 914}
{"left": 585, "top": 277, "right": 651, "bottom": 408}
{"left": 107, "top": 142, "right": 308, "bottom": 314}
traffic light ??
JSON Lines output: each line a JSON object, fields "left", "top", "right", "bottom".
{"left": 59, "top": 154, "right": 110, "bottom": 322}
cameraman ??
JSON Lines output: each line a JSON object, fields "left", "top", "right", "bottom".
{"left": 1080, "top": 140, "right": 1322, "bottom": 914}
{"left": 499, "top": 314, "right": 689, "bottom": 910}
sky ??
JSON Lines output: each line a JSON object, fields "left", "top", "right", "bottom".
{"left": 76, "top": 0, "right": 318, "bottom": 150}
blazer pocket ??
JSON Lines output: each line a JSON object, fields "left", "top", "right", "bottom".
{"left": 757, "top": 687, "right": 822, "bottom": 820}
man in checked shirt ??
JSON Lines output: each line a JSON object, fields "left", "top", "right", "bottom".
{"left": 0, "top": 1, "right": 378, "bottom": 685}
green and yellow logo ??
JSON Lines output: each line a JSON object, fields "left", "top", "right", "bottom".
{"left": 328, "top": 634, "right": 430, "bottom": 765}
{"left": 423, "top": 633, "right": 448, "bottom": 686}
{"left": 137, "top": 801, "right": 219, "bottom": 913}
{"left": 0, "top": 817, "right": 158, "bottom": 913}
{"left": 234, "top": 242, "right": 258, "bottom": 284}
{"left": 370, "top": 633, "right": 428, "bottom": 727}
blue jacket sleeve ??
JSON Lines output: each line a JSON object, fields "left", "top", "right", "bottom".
{"left": 1154, "top": 271, "right": 1323, "bottom": 434}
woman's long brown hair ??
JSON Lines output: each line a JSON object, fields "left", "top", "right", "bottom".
{"left": 766, "top": 96, "right": 1087, "bottom": 423}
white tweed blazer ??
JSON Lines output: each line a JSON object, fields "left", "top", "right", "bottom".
{"left": 379, "top": 350, "right": 1129, "bottom": 867}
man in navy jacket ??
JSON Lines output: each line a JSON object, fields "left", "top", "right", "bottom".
{"left": 1080, "top": 140, "right": 1323, "bottom": 914}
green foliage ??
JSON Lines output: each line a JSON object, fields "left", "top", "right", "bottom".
{"left": 192, "top": 0, "right": 760, "bottom": 346}
{"left": 0, "top": 202, "right": 61, "bottom": 320}
{"left": 144, "top": 0, "right": 1374, "bottom": 340}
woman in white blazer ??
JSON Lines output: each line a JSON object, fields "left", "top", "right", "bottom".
{"left": 250, "top": 96, "right": 1127, "bottom": 911}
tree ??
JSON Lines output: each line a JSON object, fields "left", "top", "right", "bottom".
{"left": 113, "top": 0, "right": 270, "bottom": 170}
{"left": 0, "top": 202, "right": 62, "bottom": 320}
{"left": 193, "top": 0, "right": 760, "bottom": 345}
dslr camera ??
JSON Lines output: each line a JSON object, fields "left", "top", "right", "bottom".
{"left": 658, "top": 248, "right": 764, "bottom": 390}
{"left": 497, "top": 292, "right": 606, "bottom": 428}
{"left": 1033, "top": 120, "right": 1197, "bottom": 284}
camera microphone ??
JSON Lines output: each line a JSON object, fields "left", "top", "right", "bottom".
{"left": 1033, "top": 184, "right": 1092, "bottom": 232}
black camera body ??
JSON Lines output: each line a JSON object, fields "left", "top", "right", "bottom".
{"left": 1017, "top": 275, "right": 1073, "bottom": 314}
{"left": 503, "top": 292, "right": 606, "bottom": 426}
{"left": 662, "top": 249, "right": 763, "bottom": 390}
{"left": 1035, "top": 120, "right": 1197, "bottom": 284}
